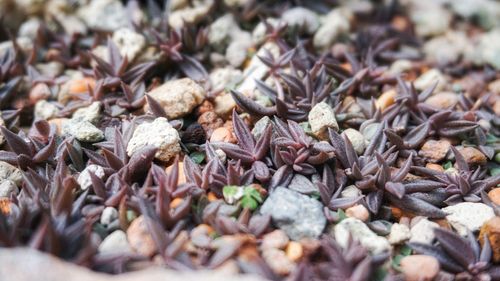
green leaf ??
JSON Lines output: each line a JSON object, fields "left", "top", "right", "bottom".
{"left": 372, "top": 267, "right": 388, "bottom": 281}
{"left": 244, "top": 186, "right": 263, "bottom": 203}
{"left": 443, "top": 161, "right": 453, "bottom": 170}
{"left": 337, "top": 209, "right": 347, "bottom": 221}
{"left": 487, "top": 134, "right": 500, "bottom": 144}
{"left": 241, "top": 196, "right": 259, "bottom": 210}
{"left": 223, "top": 185, "right": 239, "bottom": 203}
{"left": 190, "top": 151, "right": 205, "bottom": 164}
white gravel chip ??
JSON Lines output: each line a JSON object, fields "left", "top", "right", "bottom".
{"left": 112, "top": 28, "right": 146, "bottom": 61}
{"left": 308, "top": 102, "right": 339, "bottom": 140}
{"left": 77, "top": 164, "right": 105, "bottom": 190}
{"left": 98, "top": 230, "right": 132, "bottom": 254}
{"left": 443, "top": 202, "right": 495, "bottom": 236}
{"left": 409, "top": 218, "right": 439, "bottom": 244}
{"left": 126, "top": 117, "right": 181, "bottom": 162}
{"left": 334, "top": 218, "right": 391, "bottom": 254}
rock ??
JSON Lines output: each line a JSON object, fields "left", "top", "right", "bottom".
{"left": 479, "top": 217, "right": 500, "bottom": 262}
{"left": 98, "top": 230, "right": 132, "bottom": 254}
{"left": 126, "top": 117, "right": 181, "bottom": 162}
{"left": 62, "top": 118, "right": 104, "bottom": 142}
{"left": 313, "top": 8, "right": 351, "bottom": 50}
{"left": 209, "top": 67, "right": 243, "bottom": 92}
{"left": 112, "top": 28, "right": 146, "bottom": 62}
{"left": 54, "top": 14, "right": 87, "bottom": 35}
{"left": 489, "top": 79, "right": 500, "bottom": 96}
{"left": 488, "top": 188, "right": 500, "bottom": 205}
{"left": 77, "top": 164, "right": 105, "bottom": 190}
{"left": 345, "top": 205, "right": 370, "bottom": 222}
{"left": 0, "top": 248, "right": 268, "bottom": 281}
{"left": 360, "top": 122, "right": 380, "bottom": 141}
{"left": 388, "top": 223, "right": 411, "bottom": 245}
{"left": 400, "top": 255, "right": 440, "bottom": 281}
{"left": 308, "top": 102, "right": 339, "bottom": 140}
{"left": 100, "top": 207, "right": 118, "bottom": 226}
{"left": 29, "top": 83, "right": 51, "bottom": 104}
{"left": 72, "top": 102, "right": 101, "bottom": 124}
{"left": 341, "top": 128, "right": 366, "bottom": 154}
{"left": 288, "top": 174, "right": 318, "bottom": 195}
{"left": 198, "top": 111, "right": 224, "bottom": 137}
{"left": 281, "top": 7, "right": 319, "bottom": 34}
{"left": 260, "top": 187, "right": 326, "bottom": 240}
{"left": 341, "top": 185, "right": 362, "bottom": 198}
{"left": 414, "top": 69, "right": 446, "bottom": 91}
{"left": 409, "top": 218, "right": 439, "bottom": 244}
{"left": 261, "top": 230, "right": 289, "bottom": 250}
{"left": 474, "top": 29, "right": 500, "bottom": 70}
{"left": 389, "top": 59, "right": 413, "bottom": 74}
{"left": 418, "top": 139, "right": 451, "bottom": 163}
{"left": 423, "top": 32, "right": 469, "bottom": 66}
{"left": 18, "top": 18, "right": 41, "bottom": 40}
{"left": 210, "top": 126, "right": 235, "bottom": 143}
{"left": 237, "top": 42, "right": 280, "bottom": 94}
{"left": 127, "top": 215, "right": 157, "bottom": 257}
{"left": 145, "top": 78, "right": 205, "bottom": 119}
{"left": 410, "top": 4, "right": 451, "bottom": 37}
{"left": 36, "top": 62, "right": 64, "bottom": 78}
{"left": 333, "top": 218, "right": 391, "bottom": 254}
{"left": 225, "top": 33, "right": 252, "bottom": 67}
{"left": 214, "top": 93, "right": 236, "bottom": 117}
{"left": 261, "top": 248, "right": 295, "bottom": 276}
{"left": 251, "top": 116, "right": 272, "bottom": 140}
{"left": 0, "top": 161, "right": 22, "bottom": 186}
{"left": 168, "top": 0, "right": 214, "bottom": 29}
{"left": 457, "top": 147, "right": 487, "bottom": 166}
{"left": 78, "top": 0, "right": 129, "bottom": 31}
{"left": 449, "top": 0, "right": 500, "bottom": 29}
{"left": 252, "top": 18, "right": 280, "bottom": 45}
{"left": 208, "top": 14, "right": 237, "bottom": 46}
{"left": 376, "top": 89, "right": 396, "bottom": 111}
{"left": 0, "top": 180, "right": 18, "bottom": 198}
{"left": 424, "top": 92, "right": 458, "bottom": 109}
{"left": 442, "top": 202, "right": 495, "bottom": 236}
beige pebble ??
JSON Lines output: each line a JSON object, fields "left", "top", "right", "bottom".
{"left": 285, "top": 241, "right": 303, "bottom": 262}
{"left": 261, "top": 230, "right": 289, "bottom": 250}
{"left": 126, "top": 215, "right": 157, "bottom": 257}
{"left": 400, "top": 255, "right": 440, "bottom": 281}
{"left": 345, "top": 204, "right": 370, "bottom": 222}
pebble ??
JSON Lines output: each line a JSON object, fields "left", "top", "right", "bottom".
{"left": 400, "top": 255, "right": 440, "bottom": 281}
{"left": 260, "top": 187, "right": 326, "bottom": 240}
{"left": 225, "top": 33, "right": 252, "bottom": 67}
{"left": 100, "top": 207, "right": 118, "bottom": 226}
{"left": 168, "top": 0, "right": 214, "bottom": 29}
{"left": 333, "top": 217, "right": 391, "bottom": 254}
{"left": 62, "top": 118, "right": 104, "bottom": 142}
{"left": 457, "top": 147, "right": 487, "bottom": 166}
{"left": 77, "top": 0, "right": 128, "bottom": 31}
{"left": 261, "top": 230, "right": 289, "bottom": 250}
{"left": 341, "top": 128, "right": 366, "bottom": 154}
{"left": 409, "top": 218, "right": 439, "bottom": 244}
{"left": 418, "top": 139, "right": 451, "bottom": 163}
{"left": 423, "top": 32, "right": 469, "bottom": 66}
{"left": 72, "top": 101, "right": 101, "bottom": 124}
{"left": 281, "top": 7, "right": 319, "bottom": 34}
{"left": 251, "top": 116, "right": 272, "bottom": 140}
{"left": 345, "top": 205, "right": 370, "bottom": 222}
{"left": 424, "top": 92, "right": 459, "bottom": 109}
{"left": 0, "top": 180, "right": 18, "bottom": 198}
{"left": 208, "top": 14, "right": 237, "bottom": 46}
{"left": 252, "top": 18, "right": 280, "bottom": 45}
{"left": 308, "top": 102, "right": 339, "bottom": 140}
{"left": 0, "top": 161, "right": 22, "bottom": 186}
{"left": 288, "top": 174, "right": 318, "bottom": 195}
{"left": 18, "top": 18, "right": 41, "bottom": 40}
{"left": 77, "top": 164, "right": 105, "bottom": 190}
{"left": 285, "top": 241, "right": 303, "bottom": 262}
{"left": 376, "top": 89, "right": 396, "bottom": 111}
{"left": 479, "top": 217, "right": 500, "bottom": 262}
{"left": 313, "top": 8, "right": 351, "bottom": 50}
{"left": 209, "top": 67, "right": 243, "bottom": 92}
{"left": 198, "top": 111, "right": 224, "bottom": 137}
{"left": 414, "top": 69, "right": 446, "bottom": 91}
{"left": 410, "top": 4, "right": 451, "bottom": 37}
{"left": 126, "top": 215, "right": 157, "bottom": 256}
{"left": 98, "top": 230, "right": 132, "bottom": 254}
{"left": 145, "top": 78, "right": 205, "bottom": 119}
{"left": 475, "top": 29, "right": 500, "bottom": 70}
{"left": 488, "top": 188, "right": 500, "bottom": 205}
{"left": 341, "top": 185, "right": 363, "bottom": 198}
{"left": 0, "top": 118, "right": 5, "bottom": 145}
{"left": 442, "top": 202, "right": 495, "bottom": 236}
{"left": 214, "top": 93, "right": 236, "bottom": 117}
{"left": 261, "top": 248, "right": 295, "bottom": 276}
{"left": 387, "top": 223, "right": 411, "bottom": 245}
{"left": 112, "top": 28, "right": 146, "bottom": 61}
{"left": 126, "top": 117, "right": 181, "bottom": 162}
{"left": 210, "top": 127, "right": 235, "bottom": 143}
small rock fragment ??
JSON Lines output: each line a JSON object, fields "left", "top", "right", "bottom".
{"left": 34, "top": 100, "right": 59, "bottom": 121}
{"left": 100, "top": 207, "right": 118, "bottom": 226}
{"left": 127, "top": 215, "right": 157, "bottom": 257}
{"left": 341, "top": 185, "right": 362, "bottom": 198}
{"left": 261, "top": 230, "right": 289, "bottom": 250}
{"left": 145, "top": 78, "right": 205, "bottom": 119}
{"left": 345, "top": 205, "right": 370, "bottom": 222}
{"left": 424, "top": 92, "right": 459, "bottom": 109}
{"left": 112, "top": 28, "right": 146, "bottom": 61}
{"left": 479, "top": 217, "right": 500, "bottom": 262}
{"left": 77, "top": 164, "right": 105, "bottom": 190}
{"left": 457, "top": 147, "right": 487, "bottom": 166}
{"left": 251, "top": 116, "right": 272, "bottom": 140}
{"left": 409, "top": 218, "right": 439, "bottom": 244}
{"left": 126, "top": 117, "right": 181, "bottom": 162}
{"left": 308, "top": 102, "right": 339, "bottom": 140}
{"left": 72, "top": 101, "right": 101, "bottom": 124}
{"left": 168, "top": 0, "right": 214, "bottom": 29}
{"left": 442, "top": 202, "right": 495, "bottom": 236}
{"left": 341, "top": 128, "right": 366, "bottom": 154}
{"left": 333, "top": 218, "right": 391, "bottom": 254}
{"left": 260, "top": 187, "right": 326, "bottom": 240}
{"left": 98, "top": 230, "right": 132, "bottom": 254}
{"left": 419, "top": 139, "right": 451, "bottom": 163}
{"left": 0, "top": 180, "right": 18, "bottom": 198}
{"left": 313, "top": 9, "right": 351, "bottom": 50}
{"left": 400, "top": 255, "right": 440, "bottom": 281}
{"left": 281, "top": 7, "right": 319, "bottom": 34}
{"left": 62, "top": 118, "right": 104, "bottom": 142}
{"left": 261, "top": 248, "right": 295, "bottom": 276}
{"left": 0, "top": 161, "right": 23, "bottom": 186}
{"left": 414, "top": 69, "right": 446, "bottom": 91}
{"left": 78, "top": 0, "right": 129, "bottom": 31}
{"left": 488, "top": 188, "right": 500, "bottom": 205}
{"left": 388, "top": 223, "right": 411, "bottom": 245}
{"left": 285, "top": 241, "right": 303, "bottom": 262}
{"left": 288, "top": 174, "right": 318, "bottom": 195}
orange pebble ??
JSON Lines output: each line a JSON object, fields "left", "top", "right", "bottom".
{"left": 207, "top": 192, "right": 218, "bottom": 202}
{"left": 69, "top": 78, "right": 96, "bottom": 94}
{"left": 170, "top": 198, "right": 184, "bottom": 209}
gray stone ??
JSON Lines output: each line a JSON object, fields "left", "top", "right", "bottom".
{"left": 0, "top": 161, "right": 22, "bottom": 186}
{"left": 341, "top": 128, "right": 366, "bottom": 155}
{"left": 126, "top": 117, "right": 181, "bottom": 162}
{"left": 333, "top": 217, "right": 391, "bottom": 254}
{"left": 72, "top": 102, "right": 101, "bottom": 124}
{"left": 443, "top": 202, "right": 495, "bottom": 236}
{"left": 112, "top": 28, "right": 146, "bottom": 62}
{"left": 309, "top": 102, "right": 339, "bottom": 140}
{"left": 62, "top": 118, "right": 104, "bottom": 142}
{"left": 0, "top": 180, "right": 18, "bottom": 197}
{"left": 410, "top": 4, "right": 451, "bottom": 37}
{"left": 78, "top": 0, "right": 128, "bottom": 31}
{"left": 168, "top": 0, "right": 214, "bottom": 29}
{"left": 77, "top": 164, "right": 105, "bottom": 190}
{"left": 288, "top": 174, "right": 318, "bottom": 195}
{"left": 98, "top": 230, "right": 131, "bottom": 254}
{"left": 260, "top": 186, "right": 326, "bottom": 240}
{"left": 225, "top": 33, "right": 252, "bottom": 67}
{"left": 251, "top": 116, "right": 271, "bottom": 140}
{"left": 34, "top": 100, "right": 59, "bottom": 121}
{"left": 281, "top": 7, "right": 319, "bottom": 34}
{"left": 313, "top": 8, "right": 351, "bottom": 50}
{"left": 100, "top": 207, "right": 118, "bottom": 226}
{"left": 409, "top": 217, "right": 439, "bottom": 244}
{"left": 387, "top": 223, "right": 411, "bottom": 245}
{"left": 209, "top": 67, "right": 243, "bottom": 92}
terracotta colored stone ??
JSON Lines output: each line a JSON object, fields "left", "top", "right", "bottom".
{"left": 426, "top": 163, "right": 444, "bottom": 172}
{"left": 457, "top": 147, "right": 487, "bottom": 166}
{"left": 479, "top": 217, "right": 500, "bottom": 263}
{"left": 198, "top": 111, "right": 224, "bottom": 137}
{"left": 29, "top": 83, "right": 51, "bottom": 104}
{"left": 488, "top": 189, "right": 500, "bottom": 205}
{"left": 376, "top": 89, "right": 396, "bottom": 111}
{"left": 0, "top": 198, "right": 11, "bottom": 215}
{"left": 424, "top": 92, "right": 458, "bottom": 109}
{"left": 210, "top": 127, "right": 236, "bottom": 143}
{"left": 69, "top": 77, "right": 95, "bottom": 95}
{"left": 169, "top": 198, "right": 184, "bottom": 209}
{"left": 197, "top": 100, "right": 215, "bottom": 115}
{"left": 419, "top": 139, "right": 451, "bottom": 163}
{"left": 400, "top": 255, "right": 440, "bottom": 281}
{"left": 48, "top": 118, "right": 69, "bottom": 135}
{"left": 286, "top": 241, "right": 303, "bottom": 262}
{"left": 165, "top": 161, "right": 186, "bottom": 185}
{"left": 126, "top": 215, "right": 157, "bottom": 257}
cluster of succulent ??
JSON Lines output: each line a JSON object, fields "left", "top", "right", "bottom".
{"left": 0, "top": 0, "right": 499, "bottom": 280}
